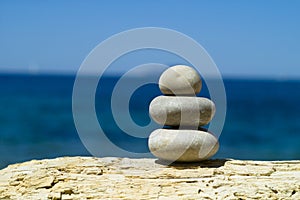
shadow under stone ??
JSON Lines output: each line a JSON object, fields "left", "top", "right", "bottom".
{"left": 155, "top": 159, "right": 229, "bottom": 169}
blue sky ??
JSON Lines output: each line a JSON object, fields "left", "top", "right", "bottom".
{"left": 0, "top": 0, "right": 299, "bottom": 78}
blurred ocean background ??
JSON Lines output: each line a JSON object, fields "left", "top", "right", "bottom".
{"left": 1, "top": 73, "right": 300, "bottom": 169}
{"left": 1, "top": 1, "right": 300, "bottom": 169}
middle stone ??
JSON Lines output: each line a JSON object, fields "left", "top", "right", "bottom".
{"left": 149, "top": 96, "right": 215, "bottom": 127}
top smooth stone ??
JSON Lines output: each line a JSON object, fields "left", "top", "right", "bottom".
{"left": 159, "top": 65, "right": 202, "bottom": 95}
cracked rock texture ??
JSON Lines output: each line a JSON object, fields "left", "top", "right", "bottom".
{"left": 0, "top": 157, "right": 300, "bottom": 199}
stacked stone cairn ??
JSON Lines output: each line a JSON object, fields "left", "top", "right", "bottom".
{"left": 148, "top": 65, "right": 219, "bottom": 162}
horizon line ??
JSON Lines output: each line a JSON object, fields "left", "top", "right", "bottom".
{"left": 0, "top": 70, "right": 300, "bottom": 81}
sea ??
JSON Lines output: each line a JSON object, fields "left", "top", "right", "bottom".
{"left": 1, "top": 74, "right": 300, "bottom": 169}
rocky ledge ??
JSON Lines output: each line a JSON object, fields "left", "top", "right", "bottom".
{"left": 0, "top": 157, "right": 300, "bottom": 200}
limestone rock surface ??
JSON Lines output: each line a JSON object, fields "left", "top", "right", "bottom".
{"left": 0, "top": 156, "right": 300, "bottom": 200}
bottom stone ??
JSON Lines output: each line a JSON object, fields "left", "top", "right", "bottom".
{"left": 148, "top": 129, "right": 219, "bottom": 162}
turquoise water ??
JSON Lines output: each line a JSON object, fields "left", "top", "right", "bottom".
{"left": 1, "top": 74, "right": 300, "bottom": 168}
